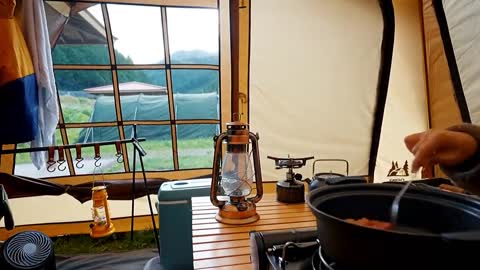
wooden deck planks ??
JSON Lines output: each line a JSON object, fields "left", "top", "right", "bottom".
{"left": 194, "top": 255, "right": 251, "bottom": 269}
{"left": 192, "top": 211, "right": 313, "bottom": 225}
{"left": 194, "top": 247, "right": 251, "bottom": 260}
{"left": 192, "top": 194, "right": 316, "bottom": 269}
{"left": 201, "top": 264, "right": 252, "bottom": 270}
{"left": 193, "top": 240, "right": 251, "bottom": 252}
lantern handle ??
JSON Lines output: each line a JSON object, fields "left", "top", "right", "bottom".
{"left": 248, "top": 132, "right": 263, "bottom": 204}
{"left": 92, "top": 164, "right": 106, "bottom": 187}
{"left": 211, "top": 132, "right": 228, "bottom": 207}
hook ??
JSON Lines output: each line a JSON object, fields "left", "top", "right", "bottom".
{"left": 75, "top": 144, "right": 84, "bottom": 169}
{"left": 115, "top": 141, "right": 123, "bottom": 163}
{"left": 94, "top": 157, "right": 102, "bottom": 168}
{"left": 94, "top": 143, "right": 102, "bottom": 168}
{"left": 57, "top": 146, "right": 67, "bottom": 171}
{"left": 47, "top": 146, "right": 56, "bottom": 173}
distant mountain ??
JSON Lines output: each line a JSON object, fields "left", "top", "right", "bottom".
{"left": 170, "top": 50, "right": 218, "bottom": 65}
{"left": 52, "top": 45, "right": 219, "bottom": 94}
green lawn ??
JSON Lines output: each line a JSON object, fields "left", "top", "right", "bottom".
{"left": 60, "top": 95, "right": 95, "bottom": 124}
{"left": 53, "top": 230, "right": 158, "bottom": 255}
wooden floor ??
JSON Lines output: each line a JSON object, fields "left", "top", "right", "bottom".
{"left": 191, "top": 194, "right": 316, "bottom": 269}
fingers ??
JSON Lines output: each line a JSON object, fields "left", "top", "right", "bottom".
{"left": 404, "top": 132, "right": 424, "bottom": 152}
{"left": 410, "top": 132, "right": 437, "bottom": 173}
{"left": 421, "top": 166, "right": 434, "bottom": 178}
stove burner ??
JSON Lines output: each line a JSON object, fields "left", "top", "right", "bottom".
{"left": 266, "top": 241, "right": 343, "bottom": 270}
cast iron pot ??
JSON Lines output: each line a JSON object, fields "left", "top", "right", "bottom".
{"left": 307, "top": 183, "right": 480, "bottom": 270}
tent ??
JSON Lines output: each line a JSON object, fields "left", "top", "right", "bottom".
{"left": 78, "top": 93, "right": 220, "bottom": 142}
{"left": 1, "top": 0, "right": 479, "bottom": 238}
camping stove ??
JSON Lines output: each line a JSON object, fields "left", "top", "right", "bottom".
{"left": 267, "top": 156, "right": 314, "bottom": 203}
{"left": 250, "top": 228, "right": 350, "bottom": 270}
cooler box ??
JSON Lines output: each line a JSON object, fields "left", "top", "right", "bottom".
{"left": 157, "top": 178, "right": 211, "bottom": 269}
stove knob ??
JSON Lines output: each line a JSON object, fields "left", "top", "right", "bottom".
{"left": 294, "top": 173, "right": 303, "bottom": 181}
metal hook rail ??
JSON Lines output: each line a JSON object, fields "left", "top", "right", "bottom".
{"left": 0, "top": 138, "right": 146, "bottom": 155}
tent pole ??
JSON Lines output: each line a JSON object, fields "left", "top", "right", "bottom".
{"left": 230, "top": 0, "right": 240, "bottom": 120}
{"left": 130, "top": 126, "right": 138, "bottom": 241}
{"left": 135, "top": 137, "right": 161, "bottom": 259}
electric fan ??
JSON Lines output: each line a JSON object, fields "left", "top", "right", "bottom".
{"left": 0, "top": 184, "right": 56, "bottom": 270}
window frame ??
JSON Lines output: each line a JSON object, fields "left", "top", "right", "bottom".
{"left": 10, "top": 0, "right": 232, "bottom": 180}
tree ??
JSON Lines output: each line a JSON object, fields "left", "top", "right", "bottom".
{"left": 53, "top": 45, "right": 220, "bottom": 95}
{"left": 403, "top": 160, "right": 409, "bottom": 176}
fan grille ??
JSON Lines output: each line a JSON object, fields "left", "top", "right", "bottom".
{"left": 4, "top": 231, "right": 53, "bottom": 269}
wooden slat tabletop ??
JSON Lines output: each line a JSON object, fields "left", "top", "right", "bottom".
{"left": 192, "top": 194, "right": 316, "bottom": 269}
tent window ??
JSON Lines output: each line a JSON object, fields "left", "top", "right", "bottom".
{"left": 55, "top": 70, "right": 115, "bottom": 123}
{"left": 13, "top": 1, "right": 221, "bottom": 177}
{"left": 124, "top": 125, "right": 174, "bottom": 171}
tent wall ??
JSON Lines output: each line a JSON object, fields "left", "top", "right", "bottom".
{"left": 433, "top": 0, "right": 480, "bottom": 125}
{"left": 249, "top": 0, "right": 386, "bottom": 181}
{"left": 422, "top": 0, "right": 462, "bottom": 129}
{"left": 374, "top": 0, "right": 429, "bottom": 182}
{"left": 2, "top": 194, "right": 157, "bottom": 226}
{"left": 423, "top": 0, "right": 464, "bottom": 177}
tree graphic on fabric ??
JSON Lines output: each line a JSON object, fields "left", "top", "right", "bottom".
{"left": 403, "top": 161, "right": 409, "bottom": 176}
{"left": 387, "top": 160, "right": 409, "bottom": 176}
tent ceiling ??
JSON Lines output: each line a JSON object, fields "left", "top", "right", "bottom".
{"left": 45, "top": 2, "right": 110, "bottom": 46}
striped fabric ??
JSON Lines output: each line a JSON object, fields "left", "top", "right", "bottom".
{"left": 0, "top": 0, "right": 39, "bottom": 144}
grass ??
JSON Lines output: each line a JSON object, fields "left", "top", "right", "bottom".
{"left": 53, "top": 230, "right": 158, "bottom": 255}
{"left": 60, "top": 95, "right": 95, "bottom": 124}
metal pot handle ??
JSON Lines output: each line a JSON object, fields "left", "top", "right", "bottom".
{"left": 312, "top": 159, "right": 349, "bottom": 177}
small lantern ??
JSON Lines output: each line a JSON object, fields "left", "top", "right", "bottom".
{"left": 210, "top": 120, "right": 263, "bottom": 224}
{"left": 90, "top": 186, "right": 115, "bottom": 238}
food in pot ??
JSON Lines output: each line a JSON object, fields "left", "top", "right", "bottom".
{"left": 345, "top": 218, "right": 393, "bottom": 230}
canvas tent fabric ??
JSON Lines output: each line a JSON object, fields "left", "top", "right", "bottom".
{"left": 423, "top": 0, "right": 463, "bottom": 130}
{"left": 374, "top": 0, "right": 429, "bottom": 182}
{"left": 434, "top": 0, "right": 480, "bottom": 125}
{"left": 249, "top": 0, "right": 389, "bottom": 181}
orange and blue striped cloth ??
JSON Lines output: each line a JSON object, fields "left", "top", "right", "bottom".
{"left": 0, "top": 0, "right": 39, "bottom": 144}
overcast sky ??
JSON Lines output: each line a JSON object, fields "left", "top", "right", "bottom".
{"left": 89, "top": 4, "right": 219, "bottom": 64}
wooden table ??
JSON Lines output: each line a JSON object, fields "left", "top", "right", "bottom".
{"left": 192, "top": 194, "right": 316, "bottom": 269}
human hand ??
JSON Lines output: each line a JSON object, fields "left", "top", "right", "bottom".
{"left": 404, "top": 129, "right": 478, "bottom": 176}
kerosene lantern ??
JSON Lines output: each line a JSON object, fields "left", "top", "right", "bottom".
{"left": 90, "top": 186, "right": 115, "bottom": 238}
{"left": 210, "top": 120, "right": 263, "bottom": 224}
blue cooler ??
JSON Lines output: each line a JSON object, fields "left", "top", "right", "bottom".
{"left": 144, "top": 178, "right": 211, "bottom": 270}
